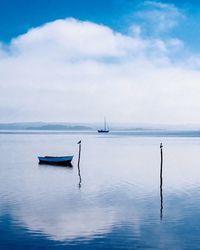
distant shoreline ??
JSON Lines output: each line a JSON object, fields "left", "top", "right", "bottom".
{"left": 1, "top": 129, "right": 200, "bottom": 137}
{"left": 1, "top": 122, "right": 200, "bottom": 135}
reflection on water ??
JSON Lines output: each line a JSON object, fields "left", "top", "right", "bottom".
{"left": 160, "top": 143, "right": 163, "bottom": 220}
{"left": 39, "top": 162, "right": 73, "bottom": 168}
{"left": 1, "top": 133, "right": 200, "bottom": 249}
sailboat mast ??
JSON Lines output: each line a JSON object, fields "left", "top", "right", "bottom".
{"left": 97, "top": 117, "right": 109, "bottom": 133}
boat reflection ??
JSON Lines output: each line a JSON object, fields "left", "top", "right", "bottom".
{"left": 38, "top": 162, "right": 73, "bottom": 168}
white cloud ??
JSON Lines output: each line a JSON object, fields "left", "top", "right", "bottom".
{"left": 0, "top": 17, "right": 200, "bottom": 124}
{"left": 135, "top": 1, "right": 184, "bottom": 35}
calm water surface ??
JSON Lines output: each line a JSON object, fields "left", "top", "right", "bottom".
{"left": 1, "top": 132, "right": 200, "bottom": 249}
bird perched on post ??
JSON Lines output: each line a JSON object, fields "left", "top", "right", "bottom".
{"left": 77, "top": 140, "right": 81, "bottom": 144}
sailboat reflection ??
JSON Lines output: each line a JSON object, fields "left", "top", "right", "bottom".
{"left": 160, "top": 143, "right": 163, "bottom": 220}
{"left": 77, "top": 140, "right": 82, "bottom": 188}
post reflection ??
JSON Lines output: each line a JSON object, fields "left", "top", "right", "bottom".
{"left": 160, "top": 143, "right": 163, "bottom": 220}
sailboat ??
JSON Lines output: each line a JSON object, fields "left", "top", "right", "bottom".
{"left": 98, "top": 117, "right": 109, "bottom": 133}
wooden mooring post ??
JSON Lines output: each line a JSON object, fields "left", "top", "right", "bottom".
{"left": 77, "top": 140, "right": 82, "bottom": 188}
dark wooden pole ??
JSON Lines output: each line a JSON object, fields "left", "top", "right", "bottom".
{"left": 160, "top": 143, "right": 163, "bottom": 220}
{"left": 77, "top": 140, "right": 82, "bottom": 188}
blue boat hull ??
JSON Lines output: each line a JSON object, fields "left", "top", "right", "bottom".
{"left": 38, "top": 156, "right": 73, "bottom": 166}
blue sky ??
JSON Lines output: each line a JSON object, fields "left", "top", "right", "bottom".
{"left": 1, "top": 0, "right": 200, "bottom": 52}
{"left": 1, "top": 0, "right": 200, "bottom": 124}
{"left": 0, "top": 0, "right": 125, "bottom": 41}
{"left": 2, "top": 0, "right": 200, "bottom": 58}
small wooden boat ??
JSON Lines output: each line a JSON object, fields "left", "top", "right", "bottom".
{"left": 38, "top": 155, "right": 73, "bottom": 166}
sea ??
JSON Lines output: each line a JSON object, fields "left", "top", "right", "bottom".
{"left": 1, "top": 130, "right": 200, "bottom": 249}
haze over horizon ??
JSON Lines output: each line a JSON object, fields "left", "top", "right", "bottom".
{"left": 1, "top": 0, "right": 200, "bottom": 124}
{"left": 1, "top": 121, "right": 200, "bottom": 131}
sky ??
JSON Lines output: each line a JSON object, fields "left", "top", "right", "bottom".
{"left": 1, "top": 0, "right": 200, "bottom": 124}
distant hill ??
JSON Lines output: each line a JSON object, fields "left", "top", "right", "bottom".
{"left": 0, "top": 122, "right": 93, "bottom": 130}
{"left": 1, "top": 122, "right": 200, "bottom": 133}
{"left": 0, "top": 122, "right": 45, "bottom": 130}
{"left": 27, "top": 124, "right": 92, "bottom": 131}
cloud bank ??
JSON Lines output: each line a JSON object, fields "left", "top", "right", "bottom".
{"left": 1, "top": 4, "right": 200, "bottom": 124}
